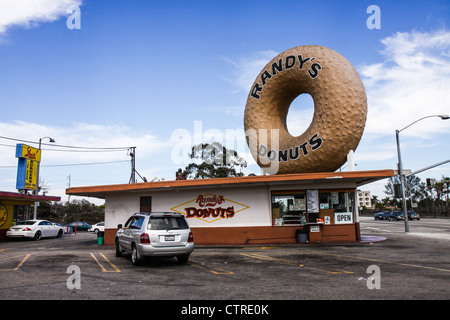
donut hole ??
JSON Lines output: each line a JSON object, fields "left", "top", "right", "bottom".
{"left": 286, "top": 94, "right": 314, "bottom": 137}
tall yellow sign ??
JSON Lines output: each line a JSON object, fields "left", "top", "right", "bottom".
{"left": 16, "top": 144, "right": 40, "bottom": 190}
{"left": 17, "top": 144, "right": 41, "bottom": 162}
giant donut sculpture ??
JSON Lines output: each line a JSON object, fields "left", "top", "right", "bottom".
{"left": 244, "top": 45, "right": 367, "bottom": 174}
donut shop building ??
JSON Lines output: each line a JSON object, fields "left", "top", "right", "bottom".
{"left": 66, "top": 169, "right": 393, "bottom": 246}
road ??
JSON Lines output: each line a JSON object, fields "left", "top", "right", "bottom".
{"left": 0, "top": 218, "right": 449, "bottom": 308}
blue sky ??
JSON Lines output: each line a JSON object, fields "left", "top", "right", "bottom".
{"left": 0, "top": 0, "right": 449, "bottom": 204}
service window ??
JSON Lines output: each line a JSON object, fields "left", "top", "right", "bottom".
{"left": 272, "top": 190, "right": 355, "bottom": 225}
{"left": 318, "top": 190, "right": 355, "bottom": 224}
{"left": 272, "top": 191, "right": 306, "bottom": 226}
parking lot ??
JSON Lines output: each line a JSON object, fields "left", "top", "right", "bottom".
{"left": 1, "top": 217, "right": 449, "bottom": 305}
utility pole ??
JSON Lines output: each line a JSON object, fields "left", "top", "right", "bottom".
{"left": 128, "top": 147, "right": 147, "bottom": 183}
{"left": 128, "top": 147, "right": 136, "bottom": 183}
{"left": 67, "top": 175, "right": 71, "bottom": 202}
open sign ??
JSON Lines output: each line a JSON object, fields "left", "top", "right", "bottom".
{"left": 335, "top": 212, "right": 353, "bottom": 224}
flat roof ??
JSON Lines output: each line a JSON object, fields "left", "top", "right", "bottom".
{"left": 66, "top": 169, "right": 394, "bottom": 199}
{"left": 0, "top": 191, "right": 61, "bottom": 202}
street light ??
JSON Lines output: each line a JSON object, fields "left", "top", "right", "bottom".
{"left": 395, "top": 115, "right": 449, "bottom": 232}
{"left": 33, "top": 136, "right": 56, "bottom": 219}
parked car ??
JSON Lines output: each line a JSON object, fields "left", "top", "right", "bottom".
{"left": 7, "top": 220, "right": 64, "bottom": 240}
{"left": 115, "top": 212, "right": 194, "bottom": 266}
{"left": 388, "top": 211, "right": 421, "bottom": 221}
{"left": 374, "top": 211, "right": 390, "bottom": 220}
{"left": 388, "top": 211, "right": 404, "bottom": 221}
{"left": 66, "top": 221, "right": 91, "bottom": 231}
{"left": 89, "top": 222, "right": 105, "bottom": 234}
{"left": 408, "top": 211, "right": 421, "bottom": 220}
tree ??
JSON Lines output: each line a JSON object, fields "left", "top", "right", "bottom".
{"left": 371, "top": 195, "right": 385, "bottom": 209}
{"left": 183, "top": 142, "right": 247, "bottom": 179}
{"left": 384, "top": 174, "right": 426, "bottom": 203}
{"left": 37, "top": 200, "right": 105, "bottom": 224}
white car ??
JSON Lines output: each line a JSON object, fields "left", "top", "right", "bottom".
{"left": 7, "top": 220, "right": 64, "bottom": 240}
{"left": 89, "top": 222, "right": 105, "bottom": 234}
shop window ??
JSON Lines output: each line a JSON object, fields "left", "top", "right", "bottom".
{"left": 13, "top": 205, "right": 32, "bottom": 222}
{"left": 272, "top": 192, "right": 306, "bottom": 226}
{"left": 318, "top": 190, "right": 355, "bottom": 224}
{"left": 318, "top": 191, "right": 354, "bottom": 212}
{"left": 271, "top": 190, "right": 355, "bottom": 226}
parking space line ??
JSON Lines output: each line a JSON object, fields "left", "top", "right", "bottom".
{"left": 241, "top": 252, "right": 354, "bottom": 275}
{"left": 190, "top": 259, "right": 234, "bottom": 275}
{"left": 0, "top": 254, "right": 31, "bottom": 271}
{"left": 304, "top": 250, "right": 450, "bottom": 273}
{"left": 90, "top": 252, "right": 121, "bottom": 272}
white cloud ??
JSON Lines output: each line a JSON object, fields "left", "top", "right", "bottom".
{"left": 360, "top": 29, "right": 450, "bottom": 139}
{"left": 0, "top": 121, "right": 168, "bottom": 166}
{"left": 0, "top": 0, "right": 81, "bottom": 34}
{"left": 222, "top": 50, "right": 279, "bottom": 93}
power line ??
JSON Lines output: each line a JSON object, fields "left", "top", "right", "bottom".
{"left": 42, "top": 160, "right": 130, "bottom": 167}
{"left": 0, "top": 135, "right": 132, "bottom": 151}
{"left": 0, "top": 142, "right": 128, "bottom": 152}
{"left": 0, "top": 160, "right": 130, "bottom": 169}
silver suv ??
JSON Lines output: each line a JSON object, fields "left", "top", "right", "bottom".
{"left": 115, "top": 212, "right": 194, "bottom": 266}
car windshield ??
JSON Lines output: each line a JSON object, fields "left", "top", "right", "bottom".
{"left": 148, "top": 217, "right": 188, "bottom": 230}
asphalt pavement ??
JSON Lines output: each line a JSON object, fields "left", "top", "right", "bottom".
{"left": 0, "top": 217, "right": 448, "bottom": 308}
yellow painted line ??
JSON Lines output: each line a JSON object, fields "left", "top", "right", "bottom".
{"left": 14, "top": 254, "right": 31, "bottom": 270}
{"left": 0, "top": 248, "right": 9, "bottom": 253}
{"left": 241, "top": 252, "right": 353, "bottom": 275}
{"left": 0, "top": 254, "right": 31, "bottom": 271}
{"left": 0, "top": 254, "right": 27, "bottom": 261}
{"left": 90, "top": 252, "right": 121, "bottom": 272}
{"left": 241, "top": 252, "right": 297, "bottom": 266}
{"left": 190, "top": 259, "right": 234, "bottom": 275}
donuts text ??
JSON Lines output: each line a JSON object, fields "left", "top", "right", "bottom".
{"left": 258, "top": 133, "right": 323, "bottom": 162}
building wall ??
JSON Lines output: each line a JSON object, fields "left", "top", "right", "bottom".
{"left": 0, "top": 199, "right": 34, "bottom": 240}
{"left": 105, "top": 185, "right": 271, "bottom": 228}
{"left": 357, "top": 190, "right": 372, "bottom": 208}
{"left": 0, "top": 203, "right": 13, "bottom": 240}
{"left": 102, "top": 181, "right": 360, "bottom": 246}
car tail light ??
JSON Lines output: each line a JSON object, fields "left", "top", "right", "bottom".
{"left": 23, "top": 227, "right": 32, "bottom": 231}
{"left": 188, "top": 231, "right": 194, "bottom": 243}
{"left": 140, "top": 233, "right": 150, "bottom": 244}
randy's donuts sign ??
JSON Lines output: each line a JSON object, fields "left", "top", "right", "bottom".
{"left": 170, "top": 194, "right": 250, "bottom": 223}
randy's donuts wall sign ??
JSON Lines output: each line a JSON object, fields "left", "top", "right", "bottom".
{"left": 244, "top": 45, "right": 367, "bottom": 174}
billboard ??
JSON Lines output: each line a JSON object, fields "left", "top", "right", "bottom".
{"left": 15, "top": 144, "right": 41, "bottom": 162}
{"left": 16, "top": 144, "right": 40, "bottom": 190}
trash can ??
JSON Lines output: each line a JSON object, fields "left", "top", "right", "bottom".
{"left": 296, "top": 229, "right": 308, "bottom": 243}
{"left": 97, "top": 231, "right": 104, "bottom": 245}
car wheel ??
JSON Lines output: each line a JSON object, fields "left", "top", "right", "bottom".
{"left": 177, "top": 254, "right": 190, "bottom": 264}
{"left": 115, "top": 238, "right": 122, "bottom": 257}
{"left": 57, "top": 229, "right": 63, "bottom": 238}
{"left": 34, "top": 231, "right": 42, "bottom": 241}
{"left": 131, "top": 244, "right": 142, "bottom": 266}
{"left": 94, "top": 229, "right": 99, "bottom": 234}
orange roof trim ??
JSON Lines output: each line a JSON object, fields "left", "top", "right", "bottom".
{"left": 66, "top": 170, "right": 394, "bottom": 199}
